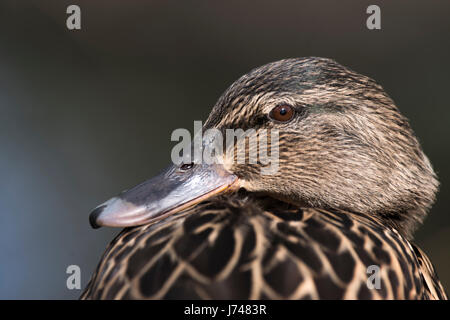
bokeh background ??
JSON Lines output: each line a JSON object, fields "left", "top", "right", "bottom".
{"left": 0, "top": 0, "right": 449, "bottom": 299}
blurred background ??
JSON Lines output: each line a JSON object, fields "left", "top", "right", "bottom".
{"left": 0, "top": 0, "right": 449, "bottom": 299}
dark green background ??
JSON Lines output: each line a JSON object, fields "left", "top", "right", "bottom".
{"left": 0, "top": 1, "right": 448, "bottom": 299}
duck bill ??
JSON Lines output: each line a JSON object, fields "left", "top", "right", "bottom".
{"left": 89, "top": 163, "right": 239, "bottom": 229}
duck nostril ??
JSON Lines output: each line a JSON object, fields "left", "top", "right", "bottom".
{"left": 180, "top": 163, "right": 194, "bottom": 171}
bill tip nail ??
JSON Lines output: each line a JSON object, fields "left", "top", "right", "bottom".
{"left": 89, "top": 205, "right": 106, "bottom": 229}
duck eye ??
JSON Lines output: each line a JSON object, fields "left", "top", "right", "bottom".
{"left": 269, "top": 105, "right": 294, "bottom": 122}
{"left": 180, "top": 163, "right": 194, "bottom": 171}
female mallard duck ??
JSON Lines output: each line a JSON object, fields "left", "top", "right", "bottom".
{"left": 81, "top": 57, "right": 447, "bottom": 300}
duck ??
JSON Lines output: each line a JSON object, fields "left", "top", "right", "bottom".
{"left": 81, "top": 57, "right": 447, "bottom": 300}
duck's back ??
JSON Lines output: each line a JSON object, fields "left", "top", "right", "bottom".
{"left": 81, "top": 196, "right": 447, "bottom": 300}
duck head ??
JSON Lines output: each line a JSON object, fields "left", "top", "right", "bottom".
{"left": 90, "top": 57, "right": 438, "bottom": 239}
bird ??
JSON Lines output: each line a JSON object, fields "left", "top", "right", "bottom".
{"left": 81, "top": 57, "right": 447, "bottom": 300}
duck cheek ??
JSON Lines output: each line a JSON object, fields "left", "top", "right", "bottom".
{"left": 89, "top": 163, "right": 239, "bottom": 229}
